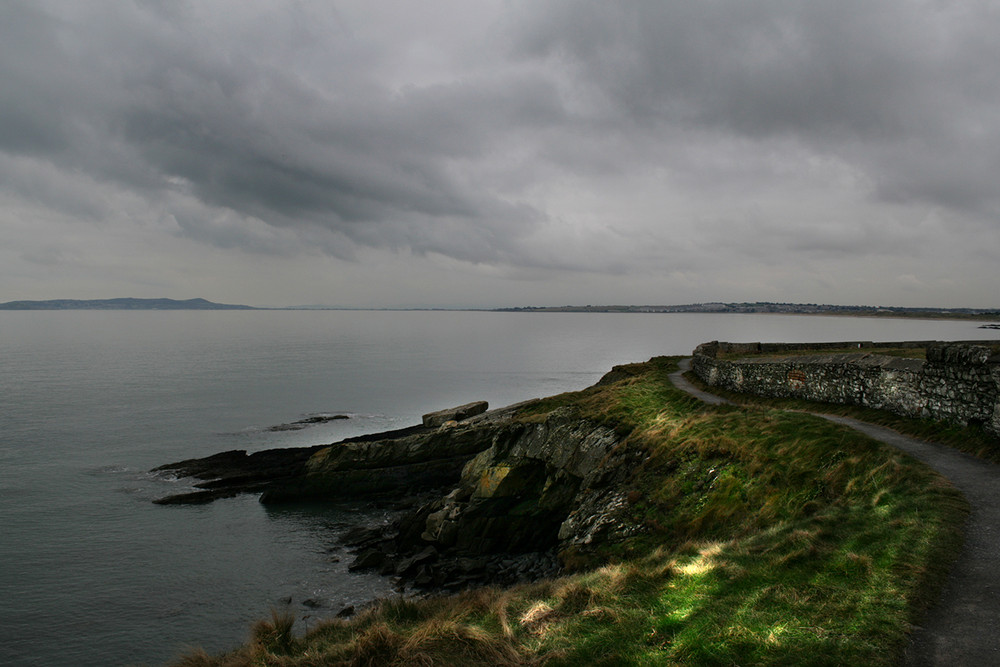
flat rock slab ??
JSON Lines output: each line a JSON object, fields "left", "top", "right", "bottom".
{"left": 422, "top": 401, "right": 488, "bottom": 427}
{"left": 672, "top": 358, "right": 1000, "bottom": 666}
{"left": 267, "top": 414, "right": 350, "bottom": 431}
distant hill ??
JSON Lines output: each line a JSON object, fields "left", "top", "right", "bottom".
{"left": 0, "top": 298, "right": 257, "bottom": 310}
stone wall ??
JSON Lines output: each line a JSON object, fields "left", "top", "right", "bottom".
{"left": 692, "top": 340, "right": 1000, "bottom": 439}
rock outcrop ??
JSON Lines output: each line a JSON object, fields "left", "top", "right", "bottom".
{"left": 152, "top": 446, "right": 325, "bottom": 504}
{"left": 345, "top": 406, "right": 645, "bottom": 590}
{"left": 153, "top": 394, "right": 646, "bottom": 591}
{"left": 267, "top": 414, "right": 350, "bottom": 431}
{"left": 153, "top": 404, "right": 507, "bottom": 505}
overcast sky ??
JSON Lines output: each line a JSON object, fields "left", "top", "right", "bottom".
{"left": 2, "top": 1, "right": 998, "bottom": 308}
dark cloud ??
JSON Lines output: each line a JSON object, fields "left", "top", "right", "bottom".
{"left": 0, "top": 4, "right": 78, "bottom": 156}
{"left": 511, "top": 2, "right": 911, "bottom": 134}
{"left": 1, "top": 0, "right": 999, "bottom": 306}
{"left": 512, "top": 1, "right": 1000, "bottom": 219}
{"left": 2, "top": 1, "right": 573, "bottom": 266}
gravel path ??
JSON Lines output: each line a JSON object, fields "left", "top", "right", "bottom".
{"left": 672, "top": 359, "right": 1000, "bottom": 666}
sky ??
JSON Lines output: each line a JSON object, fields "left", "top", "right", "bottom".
{"left": 2, "top": 1, "right": 999, "bottom": 309}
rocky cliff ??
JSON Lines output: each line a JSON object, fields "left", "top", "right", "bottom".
{"left": 153, "top": 385, "right": 646, "bottom": 590}
{"left": 153, "top": 405, "right": 520, "bottom": 505}
{"left": 346, "top": 405, "right": 643, "bottom": 589}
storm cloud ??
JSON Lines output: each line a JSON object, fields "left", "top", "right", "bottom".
{"left": 2, "top": 0, "right": 999, "bottom": 307}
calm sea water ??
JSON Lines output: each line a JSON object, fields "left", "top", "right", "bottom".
{"left": 2, "top": 310, "right": 997, "bottom": 666}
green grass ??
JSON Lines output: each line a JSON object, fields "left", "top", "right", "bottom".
{"left": 683, "top": 370, "right": 1000, "bottom": 463}
{"left": 173, "top": 357, "right": 969, "bottom": 666}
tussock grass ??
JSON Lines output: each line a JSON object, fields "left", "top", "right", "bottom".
{"left": 174, "top": 357, "right": 968, "bottom": 666}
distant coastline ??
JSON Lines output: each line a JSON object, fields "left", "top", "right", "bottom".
{"left": 494, "top": 302, "right": 1000, "bottom": 320}
{"left": 1, "top": 298, "right": 998, "bottom": 320}
{"left": 0, "top": 298, "right": 256, "bottom": 310}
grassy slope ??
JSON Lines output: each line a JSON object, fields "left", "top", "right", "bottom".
{"left": 174, "top": 357, "right": 968, "bottom": 666}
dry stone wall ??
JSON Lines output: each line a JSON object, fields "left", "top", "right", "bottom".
{"left": 692, "top": 340, "right": 1000, "bottom": 439}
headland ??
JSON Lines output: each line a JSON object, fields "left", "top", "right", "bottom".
{"left": 155, "top": 344, "right": 999, "bottom": 665}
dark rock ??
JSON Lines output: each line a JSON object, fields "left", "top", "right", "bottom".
{"left": 152, "top": 489, "right": 242, "bottom": 505}
{"left": 412, "top": 568, "right": 436, "bottom": 588}
{"left": 394, "top": 546, "right": 439, "bottom": 576}
{"left": 340, "top": 525, "right": 384, "bottom": 548}
{"left": 457, "top": 557, "right": 486, "bottom": 574}
{"left": 336, "top": 605, "right": 355, "bottom": 618}
{"left": 302, "top": 598, "right": 323, "bottom": 608}
{"left": 268, "top": 415, "right": 350, "bottom": 431}
{"left": 151, "top": 446, "right": 324, "bottom": 504}
{"left": 336, "top": 408, "right": 639, "bottom": 594}
{"left": 152, "top": 416, "right": 500, "bottom": 505}
{"left": 156, "top": 383, "right": 644, "bottom": 596}
{"left": 300, "top": 415, "right": 349, "bottom": 423}
{"left": 349, "top": 548, "right": 386, "bottom": 572}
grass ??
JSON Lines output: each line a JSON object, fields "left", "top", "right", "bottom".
{"left": 682, "top": 370, "right": 1000, "bottom": 463}
{"left": 172, "top": 357, "right": 969, "bottom": 666}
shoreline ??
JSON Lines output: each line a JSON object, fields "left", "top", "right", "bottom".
{"left": 163, "top": 354, "right": 978, "bottom": 665}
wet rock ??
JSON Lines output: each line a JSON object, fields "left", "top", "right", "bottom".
{"left": 349, "top": 548, "right": 386, "bottom": 572}
{"left": 268, "top": 415, "right": 350, "bottom": 431}
{"left": 396, "top": 546, "right": 439, "bottom": 575}
{"left": 151, "top": 446, "right": 324, "bottom": 504}
{"left": 340, "top": 525, "right": 385, "bottom": 548}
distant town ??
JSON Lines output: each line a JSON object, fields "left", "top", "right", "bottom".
{"left": 494, "top": 302, "right": 1000, "bottom": 319}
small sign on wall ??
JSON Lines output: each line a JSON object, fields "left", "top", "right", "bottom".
{"left": 787, "top": 369, "right": 807, "bottom": 389}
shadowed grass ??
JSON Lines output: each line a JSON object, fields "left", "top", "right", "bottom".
{"left": 173, "top": 356, "right": 968, "bottom": 666}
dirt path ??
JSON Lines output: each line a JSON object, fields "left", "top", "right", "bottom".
{"left": 672, "top": 359, "right": 1000, "bottom": 666}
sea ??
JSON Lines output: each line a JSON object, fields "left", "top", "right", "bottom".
{"left": 2, "top": 309, "right": 997, "bottom": 666}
